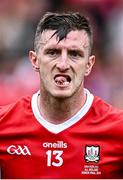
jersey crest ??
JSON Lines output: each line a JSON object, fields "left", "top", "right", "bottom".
{"left": 85, "top": 145, "right": 100, "bottom": 163}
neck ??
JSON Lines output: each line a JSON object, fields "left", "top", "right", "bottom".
{"left": 38, "top": 89, "right": 86, "bottom": 125}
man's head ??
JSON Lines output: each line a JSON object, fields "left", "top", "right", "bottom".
{"left": 29, "top": 12, "right": 95, "bottom": 99}
{"left": 34, "top": 12, "right": 93, "bottom": 55}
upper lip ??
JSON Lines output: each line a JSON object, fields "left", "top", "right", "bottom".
{"left": 54, "top": 74, "right": 71, "bottom": 82}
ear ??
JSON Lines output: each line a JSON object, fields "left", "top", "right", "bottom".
{"left": 29, "top": 51, "right": 39, "bottom": 72}
{"left": 85, "top": 55, "right": 95, "bottom": 76}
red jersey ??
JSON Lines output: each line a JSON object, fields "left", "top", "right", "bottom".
{"left": 0, "top": 89, "right": 123, "bottom": 179}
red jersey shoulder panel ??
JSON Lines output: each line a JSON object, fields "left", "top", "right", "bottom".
{"left": 0, "top": 96, "right": 34, "bottom": 134}
{"left": 83, "top": 95, "right": 123, "bottom": 138}
{"left": 92, "top": 95, "right": 123, "bottom": 120}
{"left": 0, "top": 96, "right": 32, "bottom": 118}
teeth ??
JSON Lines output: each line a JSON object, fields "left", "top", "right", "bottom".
{"left": 56, "top": 81, "right": 69, "bottom": 85}
{"left": 63, "top": 82, "right": 69, "bottom": 85}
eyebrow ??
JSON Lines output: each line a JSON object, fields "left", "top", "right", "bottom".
{"left": 43, "top": 46, "right": 85, "bottom": 57}
{"left": 43, "top": 44, "right": 86, "bottom": 51}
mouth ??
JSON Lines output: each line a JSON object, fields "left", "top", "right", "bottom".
{"left": 54, "top": 74, "right": 71, "bottom": 87}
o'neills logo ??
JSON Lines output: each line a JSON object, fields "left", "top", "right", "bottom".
{"left": 43, "top": 141, "right": 67, "bottom": 149}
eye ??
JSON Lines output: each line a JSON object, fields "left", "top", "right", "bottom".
{"left": 45, "top": 49, "right": 60, "bottom": 57}
{"left": 69, "top": 50, "right": 83, "bottom": 59}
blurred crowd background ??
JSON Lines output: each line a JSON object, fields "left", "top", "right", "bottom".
{"left": 0, "top": 0, "right": 123, "bottom": 109}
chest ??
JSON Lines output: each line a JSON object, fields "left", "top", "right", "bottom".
{"left": 1, "top": 125, "right": 123, "bottom": 179}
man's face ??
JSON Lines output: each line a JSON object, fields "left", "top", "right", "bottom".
{"left": 30, "top": 30, "right": 95, "bottom": 98}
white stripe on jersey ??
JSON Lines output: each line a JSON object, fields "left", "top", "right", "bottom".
{"left": 31, "top": 89, "right": 94, "bottom": 134}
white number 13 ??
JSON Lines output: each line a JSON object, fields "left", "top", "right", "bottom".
{"left": 46, "top": 150, "right": 63, "bottom": 167}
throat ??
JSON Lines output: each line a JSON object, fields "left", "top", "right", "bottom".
{"left": 37, "top": 92, "right": 86, "bottom": 125}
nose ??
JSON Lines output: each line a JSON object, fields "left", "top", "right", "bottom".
{"left": 56, "top": 51, "right": 70, "bottom": 71}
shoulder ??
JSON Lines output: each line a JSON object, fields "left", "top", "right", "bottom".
{"left": 0, "top": 95, "right": 32, "bottom": 120}
{"left": 94, "top": 95, "right": 122, "bottom": 111}
{"left": 92, "top": 95, "right": 123, "bottom": 121}
{"left": 85, "top": 95, "right": 123, "bottom": 139}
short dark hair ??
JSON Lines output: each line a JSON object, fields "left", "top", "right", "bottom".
{"left": 34, "top": 12, "right": 93, "bottom": 54}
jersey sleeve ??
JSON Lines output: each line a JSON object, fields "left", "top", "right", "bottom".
{"left": 0, "top": 104, "right": 12, "bottom": 122}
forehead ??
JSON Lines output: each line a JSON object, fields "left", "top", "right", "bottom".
{"left": 40, "top": 30, "right": 90, "bottom": 49}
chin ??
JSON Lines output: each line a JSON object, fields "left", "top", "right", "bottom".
{"left": 51, "top": 90, "right": 74, "bottom": 99}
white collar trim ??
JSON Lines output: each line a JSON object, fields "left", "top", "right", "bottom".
{"left": 31, "top": 89, "right": 94, "bottom": 134}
